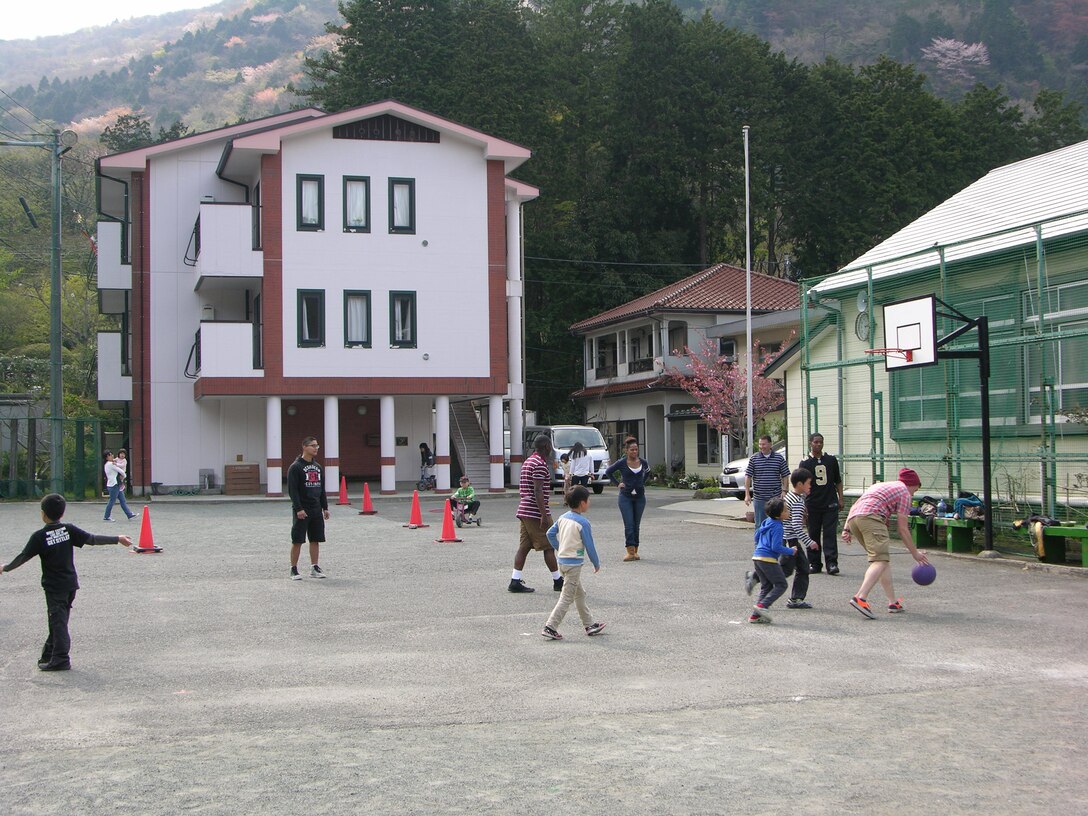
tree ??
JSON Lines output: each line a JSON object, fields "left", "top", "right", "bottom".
{"left": 101, "top": 113, "right": 154, "bottom": 153}
{"left": 668, "top": 337, "right": 787, "bottom": 454}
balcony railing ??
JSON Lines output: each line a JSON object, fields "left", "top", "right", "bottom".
{"left": 192, "top": 202, "right": 263, "bottom": 288}
{"left": 196, "top": 321, "right": 263, "bottom": 378}
{"left": 96, "top": 220, "right": 131, "bottom": 290}
{"left": 97, "top": 331, "right": 132, "bottom": 402}
{"left": 629, "top": 357, "right": 655, "bottom": 373}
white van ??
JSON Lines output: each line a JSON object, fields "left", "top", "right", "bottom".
{"left": 523, "top": 425, "right": 611, "bottom": 494}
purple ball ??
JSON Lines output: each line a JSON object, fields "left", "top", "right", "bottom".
{"left": 912, "top": 562, "right": 937, "bottom": 586}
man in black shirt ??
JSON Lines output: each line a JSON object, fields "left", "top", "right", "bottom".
{"left": 799, "top": 433, "right": 845, "bottom": 575}
{"left": 0, "top": 493, "right": 131, "bottom": 670}
{"left": 287, "top": 436, "right": 330, "bottom": 580}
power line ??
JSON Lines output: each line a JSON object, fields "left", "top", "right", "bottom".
{"left": 526, "top": 255, "right": 705, "bottom": 268}
{"left": 0, "top": 86, "right": 51, "bottom": 130}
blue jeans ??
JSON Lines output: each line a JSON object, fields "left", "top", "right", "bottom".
{"left": 753, "top": 495, "right": 776, "bottom": 528}
{"left": 617, "top": 492, "right": 646, "bottom": 549}
{"left": 104, "top": 483, "right": 133, "bottom": 520}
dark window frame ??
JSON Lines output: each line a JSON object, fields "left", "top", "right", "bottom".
{"left": 344, "top": 290, "right": 372, "bottom": 348}
{"left": 297, "top": 289, "right": 325, "bottom": 348}
{"left": 388, "top": 177, "right": 416, "bottom": 234}
{"left": 296, "top": 174, "right": 325, "bottom": 231}
{"left": 389, "top": 290, "right": 417, "bottom": 348}
{"left": 343, "top": 175, "right": 371, "bottom": 233}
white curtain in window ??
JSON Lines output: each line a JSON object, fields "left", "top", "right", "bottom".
{"left": 392, "top": 183, "right": 411, "bottom": 228}
{"left": 301, "top": 180, "right": 319, "bottom": 225}
{"left": 394, "top": 296, "right": 412, "bottom": 341}
{"left": 302, "top": 295, "right": 321, "bottom": 342}
{"left": 347, "top": 295, "right": 368, "bottom": 342}
{"left": 346, "top": 181, "right": 367, "bottom": 227}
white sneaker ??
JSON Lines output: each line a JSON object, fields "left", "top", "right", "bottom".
{"left": 310, "top": 565, "right": 327, "bottom": 579}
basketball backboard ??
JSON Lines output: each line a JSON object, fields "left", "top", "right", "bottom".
{"left": 877, "top": 295, "right": 937, "bottom": 370}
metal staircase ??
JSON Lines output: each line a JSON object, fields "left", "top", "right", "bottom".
{"left": 449, "top": 400, "right": 492, "bottom": 487}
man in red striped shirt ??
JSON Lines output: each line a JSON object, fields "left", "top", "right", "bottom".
{"left": 508, "top": 435, "right": 563, "bottom": 593}
{"left": 842, "top": 468, "right": 930, "bottom": 618}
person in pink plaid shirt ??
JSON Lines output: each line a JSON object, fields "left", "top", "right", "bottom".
{"left": 842, "top": 468, "right": 930, "bottom": 618}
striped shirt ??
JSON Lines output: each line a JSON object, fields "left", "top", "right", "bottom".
{"left": 846, "top": 481, "right": 911, "bottom": 526}
{"left": 784, "top": 491, "right": 813, "bottom": 547}
{"left": 745, "top": 451, "right": 789, "bottom": 497}
{"left": 516, "top": 451, "right": 551, "bottom": 520}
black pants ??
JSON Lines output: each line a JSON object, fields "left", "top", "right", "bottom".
{"left": 806, "top": 505, "right": 840, "bottom": 570}
{"left": 781, "top": 539, "right": 810, "bottom": 600}
{"left": 42, "top": 589, "right": 76, "bottom": 665}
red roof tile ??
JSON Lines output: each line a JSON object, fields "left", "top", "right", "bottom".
{"left": 571, "top": 376, "right": 677, "bottom": 400}
{"left": 569, "top": 263, "right": 799, "bottom": 333}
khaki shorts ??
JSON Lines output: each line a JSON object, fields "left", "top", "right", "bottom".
{"left": 519, "top": 517, "right": 552, "bottom": 551}
{"left": 847, "top": 514, "right": 890, "bottom": 562}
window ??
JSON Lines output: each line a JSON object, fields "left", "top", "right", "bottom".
{"left": 296, "top": 175, "right": 324, "bottom": 231}
{"left": 252, "top": 293, "right": 263, "bottom": 369}
{"left": 389, "top": 178, "right": 415, "bottom": 234}
{"left": 390, "top": 291, "right": 416, "bottom": 347}
{"left": 718, "top": 338, "right": 736, "bottom": 360}
{"left": 344, "top": 291, "right": 371, "bottom": 348}
{"left": 343, "top": 176, "right": 370, "bottom": 233}
{"left": 297, "top": 290, "right": 325, "bottom": 347}
{"left": 1025, "top": 280, "right": 1088, "bottom": 419}
{"left": 595, "top": 334, "right": 618, "bottom": 377}
{"left": 252, "top": 182, "right": 262, "bottom": 249}
{"left": 697, "top": 423, "right": 720, "bottom": 466}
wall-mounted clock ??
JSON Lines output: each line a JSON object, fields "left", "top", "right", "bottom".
{"left": 855, "top": 311, "right": 872, "bottom": 342}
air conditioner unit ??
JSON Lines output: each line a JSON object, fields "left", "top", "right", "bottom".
{"left": 201, "top": 305, "right": 215, "bottom": 321}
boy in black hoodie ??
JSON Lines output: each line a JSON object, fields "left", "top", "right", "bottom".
{"left": 0, "top": 493, "right": 131, "bottom": 671}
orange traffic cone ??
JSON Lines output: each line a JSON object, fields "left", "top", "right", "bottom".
{"left": 358, "top": 482, "right": 378, "bottom": 515}
{"left": 403, "top": 490, "right": 429, "bottom": 528}
{"left": 337, "top": 475, "right": 351, "bottom": 505}
{"left": 435, "top": 500, "right": 463, "bottom": 543}
{"left": 132, "top": 506, "right": 163, "bottom": 553}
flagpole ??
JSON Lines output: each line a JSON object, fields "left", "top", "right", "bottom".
{"left": 743, "top": 125, "right": 753, "bottom": 457}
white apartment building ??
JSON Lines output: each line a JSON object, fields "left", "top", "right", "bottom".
{"left": 96, "top": 101, "right": 537, "bottom": 495}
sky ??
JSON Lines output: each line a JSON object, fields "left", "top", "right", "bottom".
{"left": 4, "top": 0, "right": 222, "bottom": 41}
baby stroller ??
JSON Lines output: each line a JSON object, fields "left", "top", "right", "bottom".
{"left": 452, "top": 498, "right": 482, "bottom": 528}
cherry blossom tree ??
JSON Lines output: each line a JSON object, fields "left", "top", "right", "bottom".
{"left": 921, "top": 37, "right": 991, "bottom": 82}
{"left": 667, "top": 336, "right": 789, "bottom": 455}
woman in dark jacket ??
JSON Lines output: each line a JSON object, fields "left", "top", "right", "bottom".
{"left": 604, "top": 437, "right": 649, "bottom": 562}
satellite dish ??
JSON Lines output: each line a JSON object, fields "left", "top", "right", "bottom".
{"left": 856, "top": 290, "right": 868, "bottom": 313}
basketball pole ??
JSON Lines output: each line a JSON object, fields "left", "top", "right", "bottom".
{"left": 935, "top": 301, "right": 993, "bottom": 550}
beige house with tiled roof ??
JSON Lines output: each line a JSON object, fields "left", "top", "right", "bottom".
{"left": 570, "top": 264, "right": 799, "bottom": 476}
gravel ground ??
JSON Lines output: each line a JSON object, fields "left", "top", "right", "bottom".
{"left": 0, "top": 491, "right": 1084, "bottom": 815}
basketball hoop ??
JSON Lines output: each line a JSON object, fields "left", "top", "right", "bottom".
{"left": 864, "top": 347, "right": 913, "bottom": 363}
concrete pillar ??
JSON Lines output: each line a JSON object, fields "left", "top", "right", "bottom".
{"left": 265, "top": 396, "right": 282, "bottom": 496}
{"left": 380, "top": 395, "right": 397, "bottom": 494}
{"left": 506, "top": 197, "right": 525, "bottom": 491}
{"left": 323, "top": 396, "right": 340, "bottom": 496}
{"left": 488, "top": 395, "right": 504, "bottom": 492}
{"left": 435, "top": 395, "right": 451, "bottom": 493}
{"left": 509, "top": 397, "right": 523, "bottom": 487}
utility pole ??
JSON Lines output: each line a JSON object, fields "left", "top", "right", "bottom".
{"left": 1, "top": 128, "right": 77, "bottom": 493}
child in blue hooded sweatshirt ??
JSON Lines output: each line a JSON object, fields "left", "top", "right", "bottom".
{"left": 745, "top": 497, "right": 798, "bottom": 624}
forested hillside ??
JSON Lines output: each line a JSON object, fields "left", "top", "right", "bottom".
{"left": 1, "top": 0, "right": 1087, "bottom": 420}
{"left": 2, "top": 0, "right": 1086, "bottom": 131}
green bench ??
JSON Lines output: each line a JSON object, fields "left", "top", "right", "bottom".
{"left": 1018, "top": 524, "right": 1088, "bottom": 567}
{"left": 909, "top": 514, "right": 983, "bottom": 553}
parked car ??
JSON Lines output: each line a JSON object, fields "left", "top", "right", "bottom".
{"left": 719, "top": 440, "right": 787, "bottom": 498}
{"left": 524, "top": 424, "right": 611, "bottom": 494}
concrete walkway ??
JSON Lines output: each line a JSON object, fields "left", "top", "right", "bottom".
{"left": 0, "top": 491, "right": 1084, "bottom": 814}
